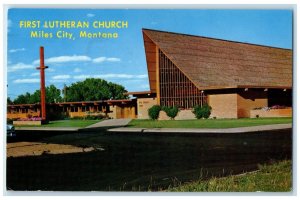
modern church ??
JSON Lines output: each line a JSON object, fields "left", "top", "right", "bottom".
{"left": 7, "top": 29, "right": 292, "bottom": 120}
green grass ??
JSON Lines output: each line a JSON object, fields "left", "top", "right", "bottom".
{"left": 18, "top": 120, "right": 101, "bottom": 128}
{"left": 168, "top": 160, "right": 292, "bottom": 192}
{"left": 43, "top": 120, "right": 101, "bottom": 127}
{"left": 128, "top": 118, "right": 292, "bottom": 129}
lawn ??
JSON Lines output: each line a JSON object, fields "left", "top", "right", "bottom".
{"left": 168, "top": 160, "right": 292, "bottom": 192}
{"left": 43, "top": 120, "right": 100, "bottom": 127}
{"left": 127, "top": 117, "right": 292, "bottom": 129}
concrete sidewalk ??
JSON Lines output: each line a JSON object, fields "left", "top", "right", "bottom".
{"left": 15, "top": 119, "right": 132, "bottom": 132}
{"left": 15, "top": 121, "right": 291, "bottom": 134}
{"left": 107, "top": 123, "right": 292, "bottom": 134}
{"left": 84, "top": 119, "right": 132, "bottom": 129}
{"left": 15, "top": 127, "right": 80, "bottom": 132}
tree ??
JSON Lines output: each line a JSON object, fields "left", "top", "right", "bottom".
{"left": 7, "top": 97, "right": 13, "bottom": 105}
{"left": 11, "top": 79, "right": 127, "bottom": 104}
{"left": 29, "top": 90, "right": 40, "bottom": 104}
{"left": 108, "top": 82, "right": 128, "bottom": 100}
{"left": 46, "top": 84, "right": 63, "bottom": 103}
{"left": 13, "top": 85, "right": 62, "bottom": 104}
{"left": 66, "top": 78, "right": 128, "bottom": 102}
{"left": 14, "top": 92, "right": 31, "bottom": 104}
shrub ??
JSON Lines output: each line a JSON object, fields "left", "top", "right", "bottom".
{"left": 17, "top": 117, "right": 42, "bottom": 121}
{"left": 162, "top": 106, "right": 179, "bottom": 120}
{"left": 84, "top": 114, "right": 105, "bottom": 120}
{"left": 193, "top": 104, "right": 212, "bottom": 119}
{"left": 69, "top": 114, "right": 105, "bottom": 120}
{"left": 48, "top": 112, "right": 68, "bottom": 120}
{"left": 148, "top": 105, "right": 161, "bottom": 120}
{"left": 7, "top": 118, "right": 17, "bottom": 124}
{"left": 193, "top": 105, "right": 203, "bottom": 119}
{"left": 202, "top": 104, "right": 212, "bottom": 119}
{"left": 71, "top": 116, "right": 82, "bottom": 120}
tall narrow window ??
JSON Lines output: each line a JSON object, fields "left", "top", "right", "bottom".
{"left": 158, "top": 49, "right": 206, "bottom": 109}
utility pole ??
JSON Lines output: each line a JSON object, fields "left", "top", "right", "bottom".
{"left": 36, "top": 46, "right": 48, "bottom": 121}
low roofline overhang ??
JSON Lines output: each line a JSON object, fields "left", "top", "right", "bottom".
{"left": 195, "top": 85, "right": 292, "bottom": 91}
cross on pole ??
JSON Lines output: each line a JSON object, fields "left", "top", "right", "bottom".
{"left": 36, "top": 46, "right": 48, "bottom": 121}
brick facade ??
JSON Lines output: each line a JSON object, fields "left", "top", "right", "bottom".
{"left": 208, "top": 93, "right": 238, "bottom": 119}
{"left": 137, "top": 98, "right": 157, "bottom": 119}
{"left": 237, "top": 90, "right": 268, "bottom": 118}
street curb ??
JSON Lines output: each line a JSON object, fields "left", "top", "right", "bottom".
{"left": 107, "top": 123, "right": 292, "bottom": 134}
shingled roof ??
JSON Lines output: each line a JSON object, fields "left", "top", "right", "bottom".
{"left": 143, "top": 29, "right": 292, "bottom": 91}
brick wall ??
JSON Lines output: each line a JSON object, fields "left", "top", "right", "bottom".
{"left": 208, "top": 93, "right": 238, "bottom": 119}
{"left": 137, "top": 98, "right": 157, "bottom": 119}
{"left": 237, "top": 90, "right": 268, "bottom": 118}
{"left": 108, "top": 105, "right": 117, "bottom": 119}
{"left": 7, "top": 113, "right": 36, "bottom": 119}
{"left": 120, "top": 106, "right": 136, "bottom": 119}
{"left": 158, "top": 109, "right": 196, "bottom": 120}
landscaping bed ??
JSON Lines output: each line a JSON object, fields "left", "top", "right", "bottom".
{"left": 250, "top": 107, "right": 292, "bottom": 118}
{"left": 13, "top": 120, "right": 42, "bottom": 126}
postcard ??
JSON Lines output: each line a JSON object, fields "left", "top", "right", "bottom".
{"left": 5, "top": 7, "right": 293, "bottom": 193}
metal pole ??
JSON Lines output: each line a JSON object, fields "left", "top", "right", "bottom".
{"left": 36, "top": 46, "right": 48, "bottom": 121}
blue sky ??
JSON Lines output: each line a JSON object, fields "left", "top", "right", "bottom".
{"left": 7, "top": 9, "right": 292, "bottom": 100}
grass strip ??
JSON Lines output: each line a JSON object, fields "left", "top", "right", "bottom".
{"left": 168, "top": 160, "right": 292, "bottom": 192}
{"left": 128, "top": 118, "right": 292, "bottom": 129}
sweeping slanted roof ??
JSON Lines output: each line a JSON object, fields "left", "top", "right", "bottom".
{"left": 143, "top": 29, "right": 292, "bottom": 91}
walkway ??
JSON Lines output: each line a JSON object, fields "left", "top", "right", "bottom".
{"left": 15, "top": 121, "right": 291, "bottom": 134}
{"left": 84, "top": 119, "right": 132, "bottom": 129}
{"left": 15, "top": 127, "right": 80, "bottom": 132}
{"left": 107, "top": 123, "right": 292, "bottom": 134}
{"left": 15, "top": 119, "right": 132, "bottom": 132}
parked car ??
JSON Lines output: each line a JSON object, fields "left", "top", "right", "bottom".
{"left": 7, "top": 124, "right": 16, "bottom": 137}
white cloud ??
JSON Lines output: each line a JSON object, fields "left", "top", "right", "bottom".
{"left": 9, "top": 48, "right": 26, "bottom": 53}
{"left": 92, "top": 57, "right": 106, "bottom": 63}
{"left": 30, "top": 72, "right": 40, "bottom": 76}
{"left": 96, "top": 74, "right": 134, "bottom": 79}
{"left": 8, "top": 62, "right": 35, "bottom": 72}
{"left": 52, "top": 75, "right": 71, "bottom": 80}
{"left": 31, "top": 55, "right": 120, "bottom": 66}
{"left": 73, "top": 75, "right": 91, "bottom": 80}
{"left": 49, "top": 79, "right": 69, "bottom": 83}
{"left": 73, "top": 74, "right": 148, "bottom": 80}
{"left": 92, "top": 57, "right": 121, "bottom": 63}
{"left": 87, "top": 13, "right": 95, "bottom": 18}
{"left": 136, "top": 74, "right": 148, "bottom": 79}
{"left": 33, "top": 55, "right": 92, "bottom": 65}
{"left": 74, "top": 68, "right": 82, "bottom": 73}
{"left": 13, "top": 79, "right": 39, "bottom": 84}
{"left": 106, "top": 57, "right": 121, "bottom": 62}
